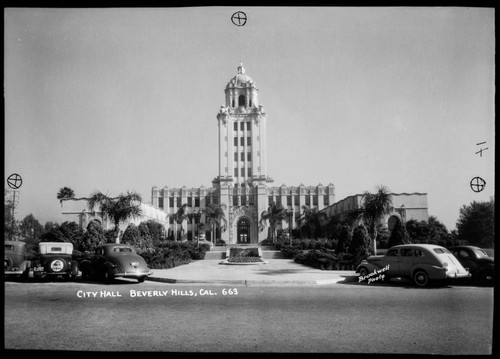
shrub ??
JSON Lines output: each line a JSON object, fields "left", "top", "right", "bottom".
{"left": 259, "top": 238, "right": 275, "bottom": 246}
{"left": 294, "top": 250, "right": 339, "bottom": 270}
{"left": 280, "top": 245, "right": 301, "bottom": 259}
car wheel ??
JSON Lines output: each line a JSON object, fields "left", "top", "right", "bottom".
{"left": 413, "top": 270, "right": 429, "bottom": 287}
{"left": 358, "top": 267, "right": 369, "bottom": 280}
{"left": 137, "top": 276, "right": 146, "bottom": 283}
{"left": 479, "top": 269, "right": 494, "bottom": 286}
{"left": 103, "top": 271, "right": 114, "bottom": 284}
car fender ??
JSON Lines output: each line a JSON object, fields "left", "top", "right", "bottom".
{"left": 357, "top": 261, "right": 379, "bottom": 274}
{"left": 411, "top": 264, "right": 446, "bottom": 280}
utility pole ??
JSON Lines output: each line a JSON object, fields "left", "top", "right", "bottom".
{"left": 6, "top": 189, "right": 20, "bottom": 241}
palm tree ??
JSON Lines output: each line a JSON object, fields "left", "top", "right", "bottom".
{"left": 301, "top": 206, "right": 328, "bottom": 239}
{"left": 358, "top": 185, "right": 393, "bottom": 254}
{"left": 259, "top": 202, "right": 288, "bottom": 244}
{"left": 188, "top": 210, "right": 202, "bottom": 246}
{"left": 203, "top": 203, "right": 227, "bottom": 244}
{"left": 57, "top": 187, "right": 75, "bottom": 206}
{"left": 174, "top": 204, "right": 189, "bottom": 241}
{"left": 87, "top": 190, "right": 142, "bottom": 243}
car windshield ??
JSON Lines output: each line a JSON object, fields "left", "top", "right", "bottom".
{"left": 433, "top": 248, "right": 452, "bottom": 254}
{"left": 473, "top": 248, "right": 489, "bottom": 257}
{"left": 113, "top": 247, "right": 133, "bottom": 253}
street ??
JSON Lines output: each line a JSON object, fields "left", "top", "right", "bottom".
{"left": 4, "top": 279, "right": 493, "bottom": 354}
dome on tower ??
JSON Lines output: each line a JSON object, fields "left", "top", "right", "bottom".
{"left": 226, "top": 63, "right": 255, "bottom": 88}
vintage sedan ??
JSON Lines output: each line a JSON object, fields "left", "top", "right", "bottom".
{"left": 356, "top": 244, "right": 470, "bottom": 287}
{"left": 448, "top": 246, "right": 494, "bottom": 286}
{"left": 4, "top": 240, "right": 31, "bottom": 280}
{"left": 80, "top": 243, "right": 153, "bottom": 283}
{"left": 33, "top": 242, "right": 79, "bottom": 280}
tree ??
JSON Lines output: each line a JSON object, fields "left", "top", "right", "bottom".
{"left": 57, "top": 187, "right": 75, "bottom": 206}
{"left": 87, "top": 190, "right": 142, "bottom": 243}
{"left": 19, "top": 214, "right": 44, "bottom": 246}
{"left": 348, "top": 224, "right": 370, "bottom": 266}
{"left": 173, "top": 204, "right": 189, "bottom": 241}
{"left": 122, "top": 223, "right": 155, "bottom": 253}
{"left": 203, "top": 203, "right": 227, "bottom": 244}
{"left": 143, "top": 220, "right": 166, "bottom": 246}
{"left": 335, "top": 223, "right": 352, "bottom": 254}
{"left": 388, "top": 219, "right": 411, "bottom": 247}
{"left": 456, "top": 199, "right": 494, "bottom": 248}
{"left": 79, "top": 220, "right": 106, "bottom": 252}
{"left": 39, "top": 221, "right": 84, "bottom": 247}
{"left": 358, "top": 185, "right": 393, "bottom": 254}
{"left": 300, "top": 206, "right": 328, "bottom": 239}
{"left": 405, "top": 216, "right": 451, "bottom": 246}
{"left": 259, "top": 202, "right": 287, "bottom": 243}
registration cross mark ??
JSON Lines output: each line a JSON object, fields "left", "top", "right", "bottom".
{"left": 231, "top": 11, "right": 247, "bottom": 26}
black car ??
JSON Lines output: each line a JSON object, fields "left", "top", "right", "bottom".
{"left": 80, "top": 244, "right": 152, "bottom": 284}
{"left": 32, "top": 242, "right": 79, "bottom": 280}
{"left": 448, "top": 246, "right": 494, "bottom": 286}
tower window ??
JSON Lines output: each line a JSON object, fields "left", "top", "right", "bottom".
{"left": 232, "top": 99, "right": 235, "bottom": 108}
{"left": 234, "top": 122, "right": 237, "bottom": 131}
{"left": 234, "top": 168, "right": 238, "bottom": 177}
{"left": 246, "top": 122, "right": 251, "bottom": 131}
{"left": 234, "top": 137, "right": 238, "bottom": 146}
{"left": 247, "top": 152, "right": 252, "bottom": 161}
{"left": 248, "top": 168, "right": 252, "bottom": 177}
{"left": 249, "top": 99, "right": 252, "bottom": 107}
{"left": 240, "top": 152, "right": 245, "bottom": 161}
{"left": 241, "top": 168, "right": 245, "bottom": 177}
{"left": 240, "top": 137, "right": 244, "bottom": 146}
{"left": 234, "top": 152, "right": 238, "bottom": 161}
{"left": 240, "top": 122, "right": 244, "bottom": 131}
{"left": 247, "top": 137, "right": 252, "bottom": 146}
{"left": 238, "top": 95, "right": 246, "bottom": 107}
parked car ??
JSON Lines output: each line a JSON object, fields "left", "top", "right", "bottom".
{"left": 448, "top": 246, "right": 494, "bottom": 286}
{"left": 32, "top": 242, "right": 79, "bottom": 280}
{"left": 356, "top": 244, "right": 470, "bottom": 287}
{"left": 4, "top": 240, "right": 31, "bottom": 280}
{"left": 80, "top": 243, "right": 153, "bottom": 283}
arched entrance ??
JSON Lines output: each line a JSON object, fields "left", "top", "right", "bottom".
{"left": 237, "top": 218, "right": 250, "bottom": 244}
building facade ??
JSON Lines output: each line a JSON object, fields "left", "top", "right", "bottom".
{"left": 319, "top": 192, "right": 429, "bottom": 230}
{"left": 152, "top": 64, "right": 335, "bottom": 244}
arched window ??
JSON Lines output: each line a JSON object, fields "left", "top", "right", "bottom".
{"left": 238, "top": 95, "right": 246, "bottom": 107}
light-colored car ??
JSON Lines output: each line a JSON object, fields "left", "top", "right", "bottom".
{"left": 80, "top": 244, "right": 153, "bottom": 284}
{"left": 33, "top": 242, "right": 79, "bottom": 280}
{"left": 356, "top": 244, "right": 470, "bottom": 287}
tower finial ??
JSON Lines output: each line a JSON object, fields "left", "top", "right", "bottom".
{"left": 238, "top": 63, "right": 245, "bottom": 74}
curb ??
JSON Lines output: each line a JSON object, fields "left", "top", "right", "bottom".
{"left": 146, "top": 275, "right": 360, "bottom": 286}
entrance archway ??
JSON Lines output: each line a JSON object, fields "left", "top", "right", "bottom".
{"left": 237, "top": 218, "right": 250, "bottom": 244}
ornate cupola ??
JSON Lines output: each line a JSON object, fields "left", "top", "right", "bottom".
{"left": 225, "top": 63, "right": 259, "bottom": 109}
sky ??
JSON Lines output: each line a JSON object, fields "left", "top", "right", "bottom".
{"left": 4, "top": 7, "right": 495, "bottom": 231}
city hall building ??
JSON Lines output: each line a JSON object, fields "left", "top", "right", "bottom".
{"left": 151, "top": 64, "right": 429, "bottom": 244}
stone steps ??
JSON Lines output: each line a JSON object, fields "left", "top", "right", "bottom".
{"left": 204, "top": 246, "right": 285, "bottom": 260}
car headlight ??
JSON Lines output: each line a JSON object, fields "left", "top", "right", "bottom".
{"left": 50, "top": 259, "right": 64, "bottom": 272}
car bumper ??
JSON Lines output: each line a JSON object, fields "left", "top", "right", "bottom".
{"left": 4, "top": 270, "right": 24, "bottom": 276}
{"left": 446, "top": 271, "right": 471, "bottom": 279}
{"left": 114, "top": 270, "right": 153, "bottom": 278}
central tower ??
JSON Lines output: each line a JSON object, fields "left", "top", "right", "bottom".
{"left": 215, "top": 63, "right": 273, "bottom": 186}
